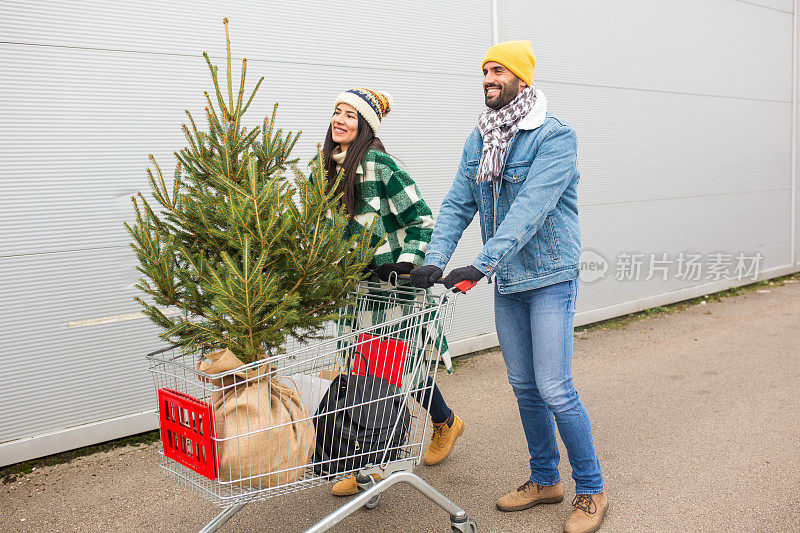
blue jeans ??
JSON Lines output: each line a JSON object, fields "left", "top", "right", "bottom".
{"left": 494, "top": 278, "right": 604, "bottom": 494}
{"left": 412, "top": 376, "right": 452, "bottom": 424}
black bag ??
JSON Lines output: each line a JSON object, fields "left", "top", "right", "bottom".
{"left": 313, "top": 373, "right": 410, "bottom": 476}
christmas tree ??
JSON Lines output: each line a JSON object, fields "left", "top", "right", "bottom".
{"left": 126, "top": 19, "right": 379, "bottom": 363}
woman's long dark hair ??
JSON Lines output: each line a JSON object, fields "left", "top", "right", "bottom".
{"left": 323, "top": 113, "right": 386, "bottom": 219}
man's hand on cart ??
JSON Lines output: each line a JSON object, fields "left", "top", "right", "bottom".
{"left": 375, "top": 261, "right": 415, "bottom": 282}
{"left": 410, "top": 265, "right": 443, "bottom": 288}
{"left": 442, "top": 265, "right": 485, "bottom": 292}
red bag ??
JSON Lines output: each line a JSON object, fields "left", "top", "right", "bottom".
{"left": 351, "top": 333, "right": 408, "bottom": 388}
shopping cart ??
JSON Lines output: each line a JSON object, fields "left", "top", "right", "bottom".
{"left": 147, "top": 277, "right": 478, "bottom": 533}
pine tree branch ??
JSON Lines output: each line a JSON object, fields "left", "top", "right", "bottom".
{"left": 203, "top": 52, "right": 229, "bottom": 120}
{"left": 223, "top": 18, "right": 234, "bottom": 116}
{"left": 241, "top": 76, "right": 263, "bottom": 116}
{"left": 129, "top": 22, "right": 380, "bottom": 363}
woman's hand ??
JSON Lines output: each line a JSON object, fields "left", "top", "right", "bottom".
{"left": 361, "top": 261, "right": 377, "bottom": 280}
{"left": 375, "top": 261, "right": 415, "bottom": 282}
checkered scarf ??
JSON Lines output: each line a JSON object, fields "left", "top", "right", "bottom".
{"left": 476, "top": 85, "right": 536, "bottom": 182}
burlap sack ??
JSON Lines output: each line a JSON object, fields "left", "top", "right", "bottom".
{"left": 197, "top": 348, "right": 316, "bottom": 488}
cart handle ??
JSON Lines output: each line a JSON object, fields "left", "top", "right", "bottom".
{"left": 374, "top": 271, "right": 477, "bottom": 293}
{"left": 451, "top": 279, "right": 478, "bottom": 293}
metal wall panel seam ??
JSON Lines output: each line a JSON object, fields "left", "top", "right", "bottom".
{"left": 0, "top": 245, "right": 128, "bottom": 260}
{"left": 730, "top": 0, "right": 794, "bottom": 13}
{"left": 4, "top": 40, "right": 791, "bottom": 103}
{"left": 577, "top": 187, "right": 795, "bottom": 209}
{"left": 490, "top": 0, "right": 506, "bottom": 44}
{"left": 0, "top": 41, "right": 479, "bottom": 79}
{"left": 534, "top": 77, "right": 792, "bottom": 105}
{"left": 67, "top": 309, "right": 177, "bottom": 328}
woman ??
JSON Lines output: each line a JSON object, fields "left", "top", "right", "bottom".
{"left": 319, "top": 88, "right": 464, "bottom": 496}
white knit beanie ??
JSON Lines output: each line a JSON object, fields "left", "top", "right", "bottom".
{"left": 333, "top": 88, "right": 393, "bottom": 135}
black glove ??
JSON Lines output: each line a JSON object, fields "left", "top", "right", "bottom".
{"left": 442, "top": 265, "right": 485, "bottom": 290}
{"left": 375, "top": 261, "right": 415, "bottom": 282}
{"left": 409, "top": 265, "right": 443, "bottom": 288}
{"left": 361, "top": 261, "right": 377, "bottom": 279}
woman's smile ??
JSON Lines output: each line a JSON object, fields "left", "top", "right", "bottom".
{"left": 331, "top": 103, "right": 359, "bottom": 149}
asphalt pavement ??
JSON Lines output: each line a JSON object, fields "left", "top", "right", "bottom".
{"left": 3, "top": 280, "right": 799, "bottom": 532}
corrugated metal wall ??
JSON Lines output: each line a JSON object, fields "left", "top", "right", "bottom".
{"left": 502, "top": 0, "right": 799, "bottom": 319}
{"left": 0, "top": 0, "right": 494, "bottom": 466}
{"left": 1, "top": 0, "right": 797, "bottom": 466}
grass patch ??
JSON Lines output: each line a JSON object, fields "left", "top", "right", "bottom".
{"left": 574, "top": 272, "right": 800, "bottom": 335}
{"left": 1, "top": 430, "right": 160, "bottom": 484}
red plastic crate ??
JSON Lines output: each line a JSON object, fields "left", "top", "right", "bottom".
{"left": 157, "top": 388, "right": 217, "bottom": 480}
{"left": 352, "top": 333, "right": 408, "bottom": 388}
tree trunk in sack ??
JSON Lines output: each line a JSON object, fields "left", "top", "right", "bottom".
{"left": 198, "top": 348, "right": 316, "bottom": 488}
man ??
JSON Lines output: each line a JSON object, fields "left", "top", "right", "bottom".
{"left": 410, "top": 41, "right": 608, "bottom": 533}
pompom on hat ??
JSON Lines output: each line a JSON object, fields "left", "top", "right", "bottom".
{"left": 482, "top": 40, "right": 536, "bottom": 86}
{"left": 333, "top": 88, "right": 393, "bottom": 135}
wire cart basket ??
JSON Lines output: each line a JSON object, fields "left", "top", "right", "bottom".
{"left": 147, "top": 279, "right": 478, "bottom": 532}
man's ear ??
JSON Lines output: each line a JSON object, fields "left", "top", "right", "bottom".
{"left": 519, "top": 78, "right": 528, "bottom": 91}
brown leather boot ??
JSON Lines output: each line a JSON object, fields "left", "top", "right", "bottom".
{"left": 563, "top": 493, "right": 608, "bottom": 533}
{"left": 423, "top": 414, "right": 465, "bottom": 466}
{"left": 330, "top": 474, "right": 381, "bottom": 497}
{"left": 496, "top": 480, "right": 564, "bottom": 512}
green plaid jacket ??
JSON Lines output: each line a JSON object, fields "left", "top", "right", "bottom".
{"left": 312, "top": 149, "right": 452, "bottom": 379}
{"left": 334, "top": 149, "right": 434, "bottom": 266}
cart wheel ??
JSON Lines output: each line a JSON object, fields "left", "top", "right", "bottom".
{"left": 451, "top": 518, "right": 477, "bottom": 532}
{"left": 364, "top": 493, "right": 382, "bottom": 510}
{"left": 356, "top": 474, "right": 382, "bottom": 510}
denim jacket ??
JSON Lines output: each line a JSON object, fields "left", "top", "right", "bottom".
{"left": 424, "top": 89, "right": 581, "bottom": 294}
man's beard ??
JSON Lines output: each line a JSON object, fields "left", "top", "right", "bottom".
{"left": 484, "top": 81, "right": 521, "bottom": 110}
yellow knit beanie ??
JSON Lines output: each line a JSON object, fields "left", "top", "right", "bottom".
{"left": 482, "top": 40, "right": 536, "bottom": 86}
